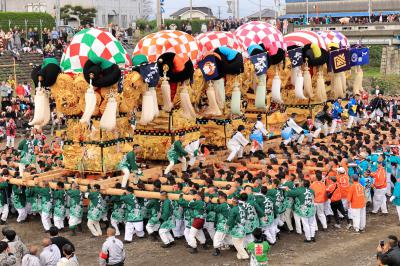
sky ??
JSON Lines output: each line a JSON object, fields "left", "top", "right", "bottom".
{"left": 158, "top": 0, "right": 277, "bottom": 19}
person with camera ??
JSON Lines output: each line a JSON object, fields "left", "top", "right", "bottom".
{"left": 377, "top": 235, "right": 400, "bottom": 266}
{"left": 0, "top": 241, "right": 16, "bottom": 265}
{"left": 326, "top": 176, "right": 351, "bottom": 229}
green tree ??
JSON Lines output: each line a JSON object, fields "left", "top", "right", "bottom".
{"left": 61, "top": 5, "right": 97, "bottom": 26}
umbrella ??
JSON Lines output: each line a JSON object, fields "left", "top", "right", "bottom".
{"left": 60, "top": 28, "right": 131, "bottom": 73}
{"left": 133, "top": 30, "right": 199, "bottom": 65}
{"left": 195, "top": 31, "right": 242, "bottom": 57}
{"left": 284, "top": 30, "right": 328, "bottom": 50}
{"left": 317, "top": 30, "right": 350, "bottom": 48}
{"left": 234, "top": 21, "right": 286, "bottom": 57}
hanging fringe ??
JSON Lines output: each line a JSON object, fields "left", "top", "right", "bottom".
{"left": 316, "top": 66, "right": 327, "bottom": 102}
{"left": 332, "top": 72, "right": 343, "bottom": 98}
{"left": 303, "top": 63, "right": 313, "bottom": 98}
{"left": 291, "top": 66, "right": 299, "bottom": 86}
{"left": 213, "top": 78, "right": 225, "bottom": 109}
{"left": 38, "top": 91, "right": 51, "bottom": 128}
{"left": 80, "top": 78, "right": 96, "bottom": 124}
{"left": 29, "top": 85, "right": 45, "bottom": 126}
{"left": 149, "top": 87, "right": 159, "bottom": 118}
{"left": 139, "top": 90, "right": 155, "bottom": 125}
{"left": 255, "top": 73, "right": 267, "bottom": 108}
{"left": 161, "top": 77, "right": 173, "bottom": 112}
{"left": 231, "top": 81, "right": 241, "bottom": 115}
{"left": 340, "top": 71, "right": 347, "bottom": 97}
{"left": 294, "top": 70, "right": 306, "bottom": 99}
{"left": 205, "top": 81, "right": 222, "bottom": 116}
{"left": 353, "top": 65, "right": 363, "bottom": 95}
{"left": 100, "top": 94, "right": 118, "bottom": 130}
{"left": 180, "top": 84, "right": 197, "bottom": 119}
{"left": 271, "top": 65, "right": 283, "bottom": 104}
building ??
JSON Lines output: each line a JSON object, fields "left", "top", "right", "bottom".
{"left": 247, "top": 8, "right": 276, "bottom": 20}
{"left": 283, "top": 0, "right": 400, "bottom": 19}
{"left": 170, "top": 7, "right": 215, "bottom": 20}
{"left": 1, "top": 0, "right": 146, "bottom": 28}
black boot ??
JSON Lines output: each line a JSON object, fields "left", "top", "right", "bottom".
{"left": 202, "top": 243, "right": 209, "bottom": 250}
{"left": 151, "top": 232, "right": 158, "bottom": 241}
{"left": 212, "top": 248, "right": 220, "bottom": 256}
{"left": 190, "top": 247, "right": 198, "bottom": 254}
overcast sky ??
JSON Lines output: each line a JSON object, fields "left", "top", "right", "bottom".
{"left": 158, "top": 0, "right": 277, "bottom": 19}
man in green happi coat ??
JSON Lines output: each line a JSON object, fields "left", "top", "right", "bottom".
{"left": 25, "top": 182, "right": 40, "bottom": 216}
{"left": 67, "top": 182, "right": 83, "bottom": 236}
{"left": 118, "top": 144, "right": 141, "bottom": 187}
{"left": 212, "top": 192, "right": 230, "bottom": 256}
{"left": 109, "top": 184, "right": 125, "bottom": 236}
{"left": 145, "top": 198, "right": 161, "bottom": 240}
{"left": 285, "top": 180, "right": 316, "bottom": 243}
{"left": 37, "top": 181, "right": 53, "bottom": 232}
{"left": 87, "top": 184, "right": 104, "bottom": 237}
{"left": 267, "top": 179, "right": 286, "bottom": 236}
{"left": 164, "top": 134, "right": 188, "bottom": 175}
{"left": 243, "top": 186, "right": 263, "bottom": 245}
{"left": 204, "top": 186, "right": 218, "bottom": 239}
{"left": 121, "top": 187, "right": 144, "bottom": 243}
{"left": 227, "top": 196, "right": 249, "bottom": 260}
{"left": 255, "top": 186, "right": 276, "bottom": 245}
{"left": 11, "top": 184, "right": 27, "bottom": 223}
{"left": 158, "top": 191, "right": 176, "bottom": 248}
{"left": 0, "top": 177, "right": 9, "bottom": 224}
{"left": 53, "top": 182, "right": 66, "bottom": 230}
{"left": 17, "top": 133, "right": 35, "bottom": 176}
{"left": 171, "top": 184, "right": 184, "bottom": 238}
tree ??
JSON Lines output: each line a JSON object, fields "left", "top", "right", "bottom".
{"left": 140, "top": 0, "right": 153, "bottom": 20}
{"left": 61, "top": 5, "right": 97, "bottom": 26}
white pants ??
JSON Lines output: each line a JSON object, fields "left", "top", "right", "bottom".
{"left": 324, "top": 200, "right": 334, "bottom": 216}
{"left": 314, "top": 121, "right": 328, "bottom": 137}
{"left": 87, "top": 220, "right": 102, "bottom": 236}
{"left": 16, "top": 208, "right": 27, "bottom": 223}
{"left": 231, "top": 237, "right": 249, "bottom": 259}
{"left": 347, "top": 115, "right": 359, "bottom": 129}
{"left": 164, "top": 157, "right": 187, "bottom": 174}
{"left": 146, "top": 222, "right": 160, "bottom": 235}
{"left": 184, "top": 227, "right": 190, "bottom": 243}
{"left": 263, "top": 224, "right": 276, "bottom": 244}
{"left": 18, "top": 163, "right": 26, "bottom": 176}
{"left": 315, "top": 203, "right": 328, "bottom": 229}
{"left": 293, "top": 212, "right": 302, "bottom": 234}
{"left": 372, "top": 188, "right": 388, "bottom": 214}
{"left": 350, "top": 207, "right": 366, "bottom": 231}
{"left": 121, "top": 168, "right": 130, "bottom": 188}
{"left": 227, "top": 144, "right": 244, "bottom": 162}
{"left": 125, "top": 221, "right": 144, "bottom": 241}
{"left": 370, "top": 109, "right": 383, "bottom": 122}
{"left": 330, "top": 119, "right": 342, "bottom": 134}
{"left": 159, "top": 228, "right": 174, "bottom": 244}
{"left": 281, "top": 208, "right": 293, "bottom": 231}
{"left": 41, "top": 212, "right": 52, "bottom": 231}
{"left": 54, "top": 216, "right": 64, "bottom": 230}
{"left": 172, "top": 219, "right": 185, "bottom": 238}
{"left": 386, "top": 173, "right": 393, "bottom": 196}
{"left": 213, "top": 231, "right": 226, "bottom": 248}
{"left": 188, "top": 155, "right": 197, "bottom": 167}
{"left": 187, "top": 227, "right": 206, "bottom": 248}
{"left": 0, "top": 204, "right": 9, "bottom": 222}
{"left": 204, "top": 221, "right": 216, "bottom": 239}
{"left": 69, "top": 216, "right": 81, "bottom": 228}
{"left": 301, "top": 216, "right": 316, "bottom": 241}
{"left": 111, "top": 218, "right": 123, "bottom": 236}
{"left": 396, "top": 206, "right": 400, "bottom": 222}
{"left": 6, "top": 136, "right": 14, "bottom": 148}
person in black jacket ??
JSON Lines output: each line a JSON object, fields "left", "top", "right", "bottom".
{"left": 377, "top": 235, "right": 400, "bottom": 266}
{"left": 313, "top": 105, "right": 332, "bottom": 138}
{"left": 368, "top": 92, "right": 386, "bottom": 123}
{"left": 48, "top": 226, "right": 75, "bottom": 257}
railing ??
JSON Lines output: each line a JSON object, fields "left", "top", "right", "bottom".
{"left": 294, "top": 22, "right": 400, "bottom": 32}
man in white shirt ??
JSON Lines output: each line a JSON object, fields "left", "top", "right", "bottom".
{"left": 184, "top": 135, "right": 206, "bottom": 168}
{"left": 22, "top": 245, "right": 41, "bottom": 266}
{"left": 99, "top": 228, "right": 125, "bottom": 266}
{"left": 39, "top": 238, "right": 61, "bottom": 266}
{"left": 227, "top": 125, "right": 249, "bottom": 162}
{"left": 250, "top": 114, "right": 269, "bottom": 152}
{"left": 282, "top": 113, "right": 304, "bottom": 145}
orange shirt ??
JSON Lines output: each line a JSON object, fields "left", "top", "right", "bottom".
{"left": 372, "top": 166, "right": 387, "bottom": 189}
{"left": 311, "top": 181, "right": 327, "bottom": 203}
{"left": 326, "top": 183, "right": 342, "bottom": 202}
{"left": 338, "top": 174, "right": 350, "bottom": 199}
{"left": 347, "top": 182, "right": 366, "bottom": 209}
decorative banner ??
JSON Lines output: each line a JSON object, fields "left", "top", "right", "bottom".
{"left": 350, "top": 47, "right": 370, "bottom": 66}
{"left": 329, "top": 48, "right": 351, "bottom": 73}
{"left": 139, "top": 62, "right": 160, "bottom": 87}
{"left": 288, "top": 47, "right": 303, "bottom": 68}
{"left": 198, "top": 56, "right": 219, "bottom": 81}
{"left": 250, "top": 52, "right": 268, "bottom": 76}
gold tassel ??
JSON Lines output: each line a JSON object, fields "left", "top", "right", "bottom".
{"left": 231, "top": 80, "right": 241, "bottom": 115}
{"left": 161, "top": 67, "right": 173, "bottom": 112}
{"left": 271, "top": 65, "right": 283, "bottom": 103}
{"left": 205, "top": 81, "right": 222, "bottom": 116}
{"left": 149, "top": 87, "right": 159, "bottom": 117}
{"left": 80, "top": 75, "right": 96, "bottom": 124}
{"left": 303, "top": 62, "right": 313, "bottom": 98}
{"left": 100, "top": 92, "right": 118, "bottom": 130}
{"left": 316, "top": 66, "right": 327, "bottom": 102}
{"left": 180, "top": 82, "right": 197, "bottom": 119}
{"left": 255, "top": 73, "right": 267, "bottom": 108}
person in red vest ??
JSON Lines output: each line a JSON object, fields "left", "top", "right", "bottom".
{"left": 15, "top": 83, "right": 24, "bottom": 99}
{"left": 5, "top": 118, "right": 16, "bottom": 149}
{"left": 347, "top": 175, "right": 366, "bottom": 233}
{"left": 371, "top": 157, "right": 388, "bottom": 215}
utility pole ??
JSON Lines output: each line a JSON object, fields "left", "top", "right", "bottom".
{"left": 55, "top": 0, "right": 61, "bottom": 27}
{"left": 190, "top": 0, "right": 193, "bottom": 21}
{"left": 306, "top": 0, "right": 309, "bottom": 24}
{"left": 156, "top": 0, "right": 161, "bottom": 29}
{"left": 259, "top": 0, "right": 261, "bottom": 20}
{"left": 218, "top": 6, "right": 221, "bottom": 19}
{"left": 236, "top": 0, "right": 239, "bottom": 19}
{"left": 368, "top": 0, "right": 372, "bottom": 23}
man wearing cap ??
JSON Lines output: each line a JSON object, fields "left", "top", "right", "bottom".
{"left": 165, "top": 134, "right": 188, "bottom": 175}
{"left": 184, "top": 135, "right": 206, "bottom": 169}
{"left": 347, "top": 175, "right": 366, "bottom": 233}
{"left": 118, "top": 144, "right": 141, "bottom": 188}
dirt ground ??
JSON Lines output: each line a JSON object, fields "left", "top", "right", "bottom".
{"left": 3, "top": 204, "right": 398, "bottom": 266}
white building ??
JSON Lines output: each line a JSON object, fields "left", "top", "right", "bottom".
{"left": 170, "top": 7, "right": 215, "bottom": 20}
{"left": 2, "top": 0, "right": 146, "bottom": 28}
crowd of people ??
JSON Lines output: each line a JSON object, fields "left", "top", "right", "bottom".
{"left": 0, "top": 88, "right": 396, "bottom": 265}
{"left": 291, "top": 13, "right": 400, "bottom": 26}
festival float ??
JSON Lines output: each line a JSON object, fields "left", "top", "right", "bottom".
{"left": 132, "top": 30, "right": 201, "bottom": 160}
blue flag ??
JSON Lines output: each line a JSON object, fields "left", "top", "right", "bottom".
{"left": 139, "top": 62, "right": 160, "bottom": 87}
{"left": 198, "top": 55, "right": 219, "bottom": 81}
{"left": 250, "top": 52, "right": 268, "bottom": 76}
{"left": 329, "top": 48, "right": 351, "bottom": 73}
{"left": 350, "top": 47, "right": 370, "bottom": 66}
{"left": 288, "top": 47, "right": 303, "bottom": 68}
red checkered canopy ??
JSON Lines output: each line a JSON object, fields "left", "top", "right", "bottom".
{"left": 317, "top": 30, "right": 350, "bottom": 48}
{"left": 133, "top": 30, "right": 199, "bottom": 65}
{"left": 284, "top": 30, "right": 328, "bottom": 50}
{"left": 234, "top": 21, "right": 286, "bottom": 57}
{"left": 195, "top": 31, "right": 242, "bottom": 58}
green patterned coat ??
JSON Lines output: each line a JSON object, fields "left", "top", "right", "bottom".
{"left": 38, "top": 187, "right": 52, "bottom": 214}
{"left": 53, "top": 190, "right": 66, "bottom": 218}
{"left": 160, "top": 199, "right": 175, "bottom": 229}
{"left": 167, "top": 141, "right": 188, "bottom": 163}
{"left": 11, "top": 185, "right": 25, "bottom": 209}
{"left": 214, "top": 202, "right": 230, "bottom": 234}
{"left": 67, "top": 189, "right": 83, "bottom": 219}
{"left": 110, "top": 195, "right": 125, "bottom": 222}
{"left": 286, "top": 187, "right": 316, "bottom": 218}
{"left": 87, "top": 191, "right": 104, "bottom": 221}
{"left": 121, "top": 194, "right": 143, "bottom": 222}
